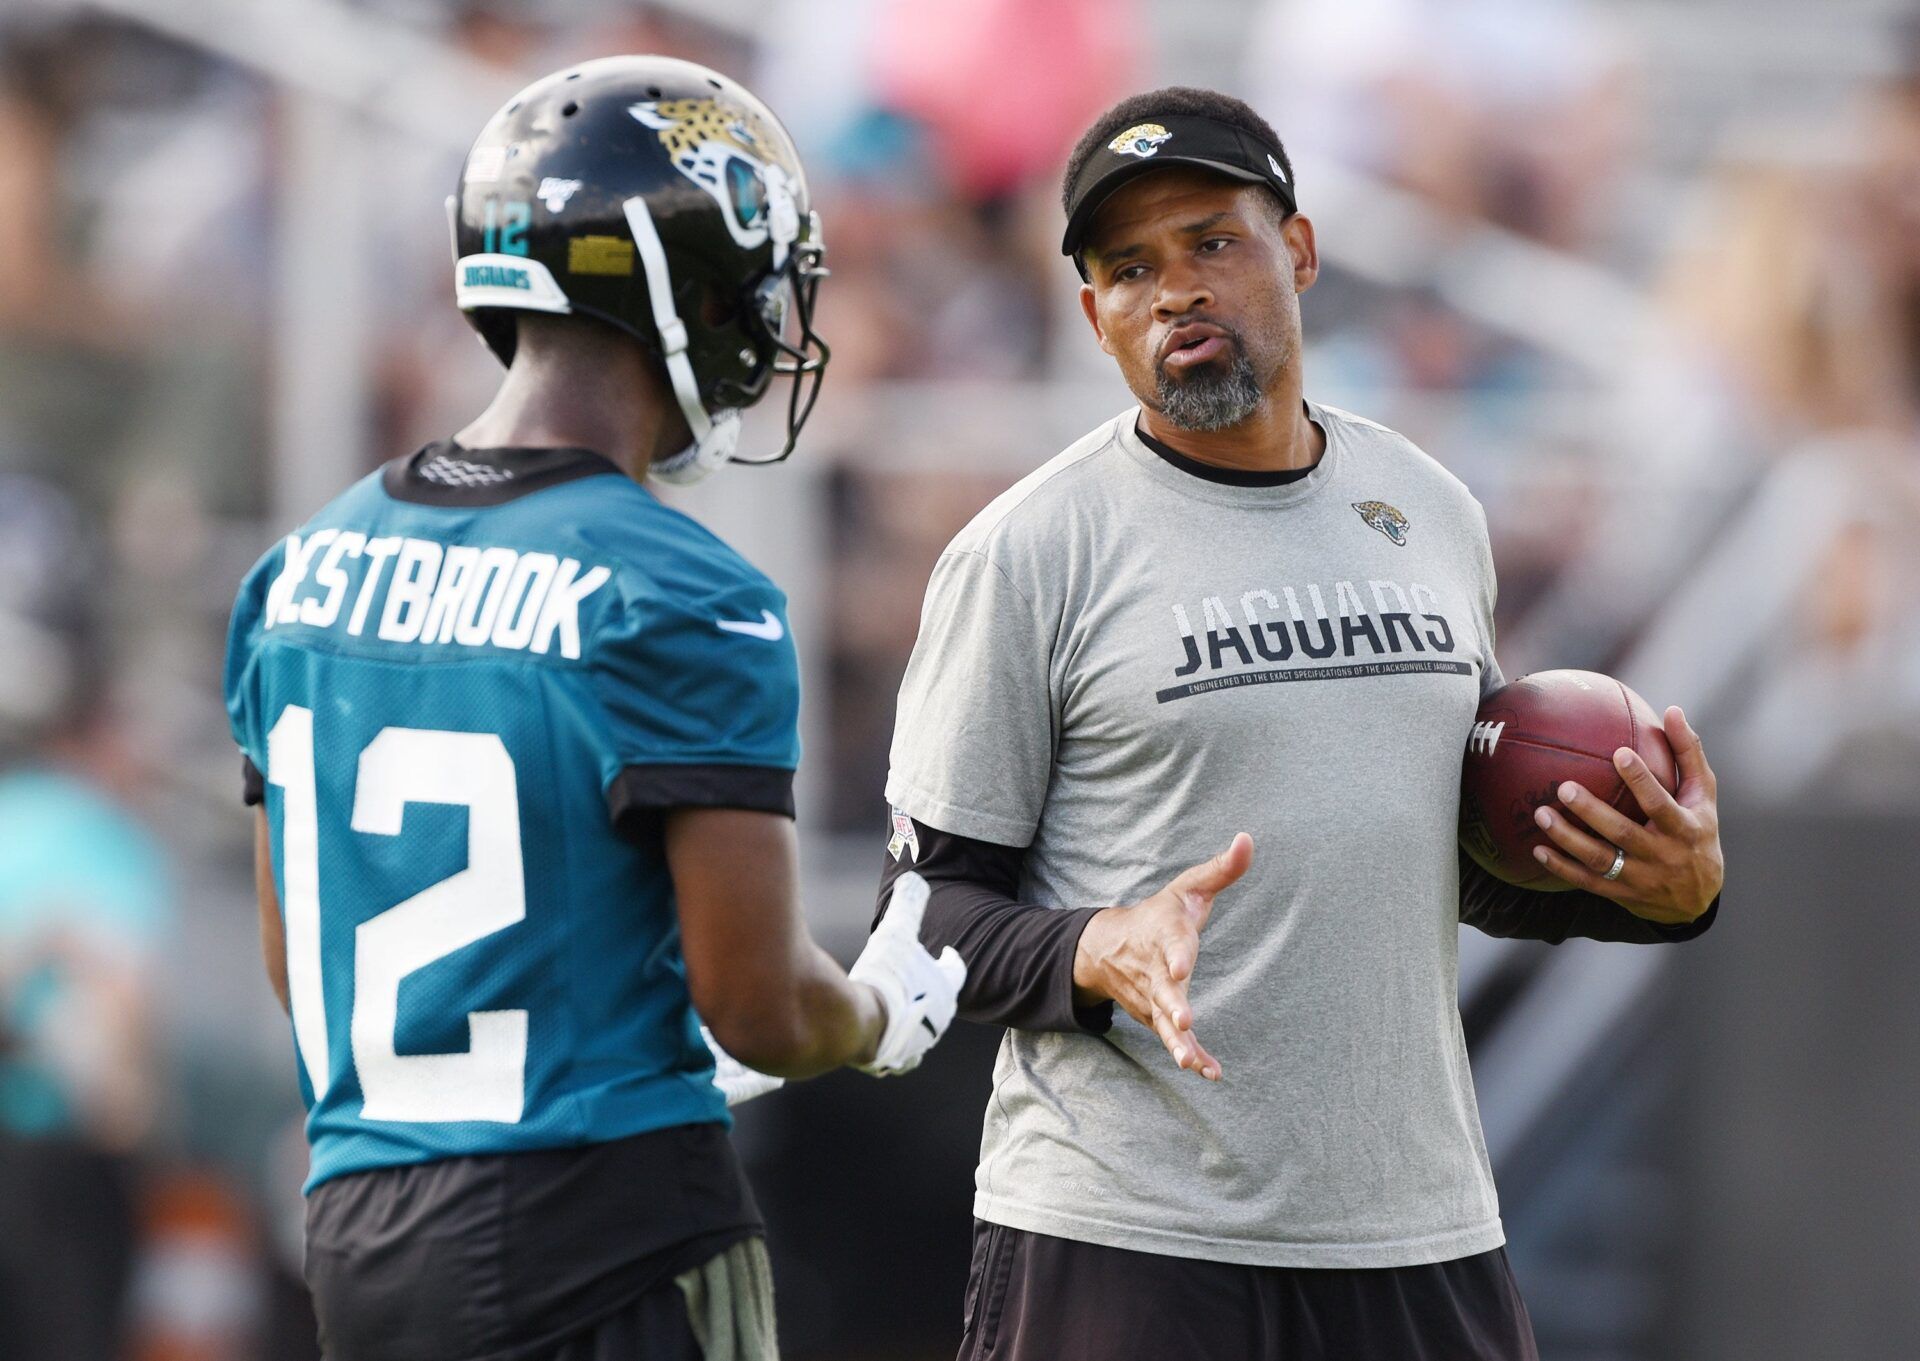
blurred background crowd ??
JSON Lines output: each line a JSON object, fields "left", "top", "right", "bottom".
{"left": 1, "top": 0, "right": 1917, "bottom": 1358}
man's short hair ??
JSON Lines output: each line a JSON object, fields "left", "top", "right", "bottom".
{"left": 1062, "top": 86, "right": 1294, "bottom": 221}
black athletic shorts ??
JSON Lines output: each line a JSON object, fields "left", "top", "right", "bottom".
{"left": 304, "top": 1122, "right": 759, "bottom": 1361}
{"left": 958, "top": 1221, "right": 1539, "bottom": 1361}
{"left": 540, "top": 1278, "right": 704, "bottom": 1361}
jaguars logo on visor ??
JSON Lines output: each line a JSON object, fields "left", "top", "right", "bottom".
{"left": 1108, "top": 123, "right": 1173, "bottom": 159}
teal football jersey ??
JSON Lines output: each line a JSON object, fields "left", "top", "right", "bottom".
{"left": 224, "top": 444, "right": 800, "bottom": 1191}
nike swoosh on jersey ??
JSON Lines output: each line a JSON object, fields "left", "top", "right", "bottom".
{"left": 715, "top": 609, "right": 785, "bottom": 641}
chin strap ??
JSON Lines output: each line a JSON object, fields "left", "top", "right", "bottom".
{"left": 648, "top": 409, "right": 739, "bottom": 486}
{"left": 622, "top": 195, "right": 741, "bottom": 486}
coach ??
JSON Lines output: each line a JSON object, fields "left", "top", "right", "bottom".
{"left": 875, "top": 87, "right": 1724, "bottom": 1360}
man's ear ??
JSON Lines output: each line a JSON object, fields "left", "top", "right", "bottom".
{"left": 1079, "top": 283, "right": 1115, "bottom": 356}
{"left": 1283, "top": 213, "right": 1319, "bottom": 294}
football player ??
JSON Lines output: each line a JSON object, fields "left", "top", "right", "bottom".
{"left": 225, "top": 57, "right": 964, "bottom": 1361}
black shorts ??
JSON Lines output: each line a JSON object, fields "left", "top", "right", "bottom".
{"left": 543, "top": 1277, "right": 704, "bottom": 1361}
{"left": 304, "top": 1123, "right": 759, "bottom": 1361}
{"left": 958, "top": 1221, "right": 1539, "bottom": 1361}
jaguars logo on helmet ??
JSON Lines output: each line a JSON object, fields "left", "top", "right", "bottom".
{"left": 450, "top": 56, "right": 829, "bottom": 486}
{"left": 629, "top": 99, "right": 802, "bottom": 260}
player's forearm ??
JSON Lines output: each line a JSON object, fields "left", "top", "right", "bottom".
{"left": 259, "top": 902, "right": 292, "bottom": 1015}
{"left": 705, "top": 944, "right": 884, "bottom": 1079}
{"left": 253, "top": 808, "right": 292, "bottom": 1014}
{"left": 672, "top": 808, "right": 885, "bottom": 1075}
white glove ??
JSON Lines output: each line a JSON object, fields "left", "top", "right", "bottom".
{"left": 700, "top": 1026, "right": 786, "bottom": 1107}
{"left": 848, "top": 871, "right": 967, "bottom": 1076}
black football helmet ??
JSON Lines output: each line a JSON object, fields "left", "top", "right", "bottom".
{"left": 451, "top": 56, "right": 829, "bottom": 484}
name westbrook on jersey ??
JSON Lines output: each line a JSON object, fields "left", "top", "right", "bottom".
{"left": 225, "top": 446, "right": 801, "bottom": 1192}
{"left": 260, "top": 529, "right": 611, "bottom": 658}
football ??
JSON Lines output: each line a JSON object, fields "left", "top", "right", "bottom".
{"left": 1459, "top": 669, "right": 1677, "bottom": 890}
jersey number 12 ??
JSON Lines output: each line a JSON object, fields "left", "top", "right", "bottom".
{"left": 266, "top": 704, "right": 527, "bottom": 1123}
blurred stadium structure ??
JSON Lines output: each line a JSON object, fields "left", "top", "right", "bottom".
{"left": 1, "top": 0, "right": 1916, "bottom": 1357}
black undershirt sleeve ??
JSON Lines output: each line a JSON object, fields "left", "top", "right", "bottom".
{"left": 875, "top": 816, "right": 1113, "bottom": 1034}
{"left": 241, "top": 754, "right": 265, "bottom": 807}
{"left": 1458, "top": 851, "right": 1719, "bottom": 944}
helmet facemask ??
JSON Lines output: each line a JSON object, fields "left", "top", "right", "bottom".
{"left": 632, "top": 200, "right": 830, "bottom": 486}
{"left": 731, "top": 220, "right": 830, "bottom": 470}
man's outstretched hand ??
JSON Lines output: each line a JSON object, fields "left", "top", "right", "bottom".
{"left": 1072, "top": 833, "right": 1254, "bottom": 1081}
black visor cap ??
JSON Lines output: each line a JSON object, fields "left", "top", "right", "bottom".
{"left": 1062, "top": 113, "right": 1297, "bottom": 277}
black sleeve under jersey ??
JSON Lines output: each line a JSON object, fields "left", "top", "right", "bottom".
{"left": 1458, "top": 851, "right": 1719, "bottom": 943}
{"left": 605, "top": 765, "right": 795, "bottom": 846}
{"left": 874, "top": 817, "right": 1113, "bottom": 1034}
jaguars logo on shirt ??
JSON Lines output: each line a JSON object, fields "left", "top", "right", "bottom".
{"left": 1108, "top": 123, "right": 1172, "bottom": 159}
{"left": 1352, "top": 501, "right": 1410, "bottom": 547}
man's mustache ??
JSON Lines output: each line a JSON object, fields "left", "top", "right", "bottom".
{"left": 1155, "top": 322, "right": 1245, "bottom": 376}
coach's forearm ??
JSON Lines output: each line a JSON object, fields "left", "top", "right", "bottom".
{"left": 927, "top": 887, "right": 1112, "bottom": 1032}
{"left": 875, "top": 824, "right": 1113, "bottom": 1033}
{"left": 1458, "top": 853, "right": 1719, "bottom": 944}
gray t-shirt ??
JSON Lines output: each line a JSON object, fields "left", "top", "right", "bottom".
{"left": 885, "top": 403, "right": 1508, "bottom": 1269}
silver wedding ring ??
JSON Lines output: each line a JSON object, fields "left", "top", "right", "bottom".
{"left": 1603, "top": 847, "right": 1627, "bottom": 881}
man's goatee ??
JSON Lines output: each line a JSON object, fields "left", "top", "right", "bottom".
{"left": 1154, "top": 351, "right": 1262, "bottom": 432}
